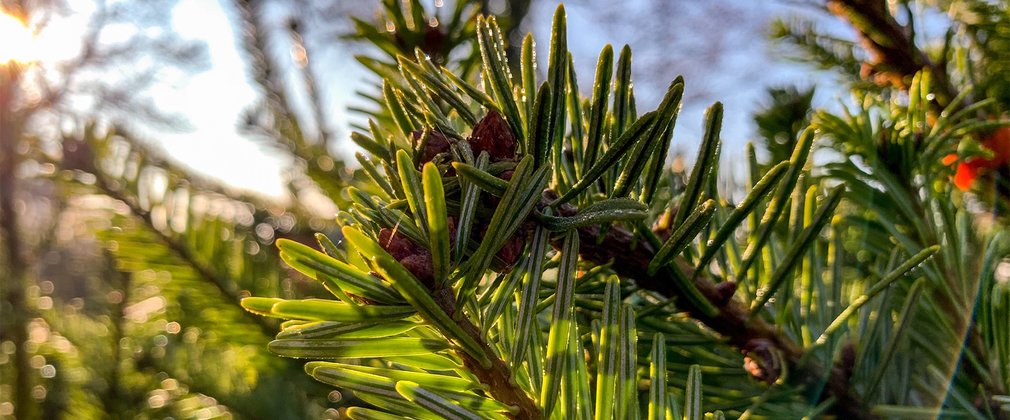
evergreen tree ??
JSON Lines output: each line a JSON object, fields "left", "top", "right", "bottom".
{"left": 5, "top": 0, "right": 1010, "bottom": 418}
{"left": 239, "top": 1, "right": 1010, "bottom": 418}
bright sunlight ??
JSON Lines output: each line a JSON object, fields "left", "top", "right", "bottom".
{"left": 0, "top": 12, "right": 33, "bottom": 63}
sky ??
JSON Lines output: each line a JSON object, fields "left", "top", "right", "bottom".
{"left": 24, "top": 0, "right": 843, "bottom": 199}
{"left": 154, "top": 0, "right": 303, "bottom": 197}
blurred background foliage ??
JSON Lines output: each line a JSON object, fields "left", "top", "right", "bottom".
{"left": 1, "top": 0, "right": 1010, "bottom": 418}
{"left": 0, "top": 1, "right": 529, "bottom": 417}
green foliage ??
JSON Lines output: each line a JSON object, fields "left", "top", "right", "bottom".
{"left": 771, "top": 1, "right": 1010, "bottom": 412}
{"left": 770, "top": 19, "right": 865, "bottom": 87}
{"left": 752, "top": 86, "right": 814, "bottom": 170}
{"left": 953, "top": 0, "right": 1010, "bottom": 108}
{"left": 50, "top": 125, "right": 331, "bottom": 418}
{"left": 345, "top": 0, "right": 528, "bottom": 134}
{"left": 237, "top": 4, "right": 1010, "bottom": 418}
{"left": 813, "top": 73, "right": 1010, "bottom": 411}
{"left": 13, "top": 0, "right": 1010, "bottom": 417}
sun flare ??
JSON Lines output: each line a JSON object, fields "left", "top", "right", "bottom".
{"left": 0, "top": 12, "right": 34, "bottom": 63}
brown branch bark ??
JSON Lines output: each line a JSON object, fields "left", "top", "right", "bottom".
{"left": 431, "top": 286, "right": 541, "bottom": 419}
{"left": 826, "top": 0, "right": 958, "bottom": 108}
{"left": 0, "top": 64, "right": 36, "bottom": 420}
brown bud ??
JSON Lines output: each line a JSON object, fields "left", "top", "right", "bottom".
{"left": 476, "top": 222, "right": 529, "bottom": 271}
{"left": 742, "top": 338, "right": 781, "bottom": 383}
{"left": 469, "top": 111, "right": 517, "bottom": 162}
{"left": 498, "top": 169, "right": 515, "bottom": 182}
{"left": 401, "top": 254, "right": 434, "bottom": 287}
{"left": 713, "top": 281, "right": 737, "bottom": 306}
{"left": 413, "top": 129, "right": 452, "bottom": 165}
{"left": 378, "top": 227, "right": 435, "bottom": 287}
{"left": 378, "top": 228, "right": 415, "bottom": 261}
{"left": 494, "top": 232, "right": 526, "bottom": 269}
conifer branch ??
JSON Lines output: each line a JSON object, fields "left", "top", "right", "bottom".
{"left": 826, "top": 0, "right": 958, "bottom": 106}
{"left": 429, "top": 284, "right": 541, "bottom": 419}
{"left": 234, "top": 3, "right": 1010, "bottom": 418}
{"left": 93, "top": 175, "right": 278, "bottom": 336}
{"left": 548, "top": 204, "right": 874, "bottom": 419}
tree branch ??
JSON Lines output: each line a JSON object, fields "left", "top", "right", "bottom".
{"left": 92, "top": 175, "right": 279, "bottom": 338}
{"left": 543, "top": 195, "right": 873, "bottom": 418}
{"left": 826, "top": 0, "right": 958, "bottom": 108}
{"left": 431, "top": 286, "right": 541, "bottom": 419}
